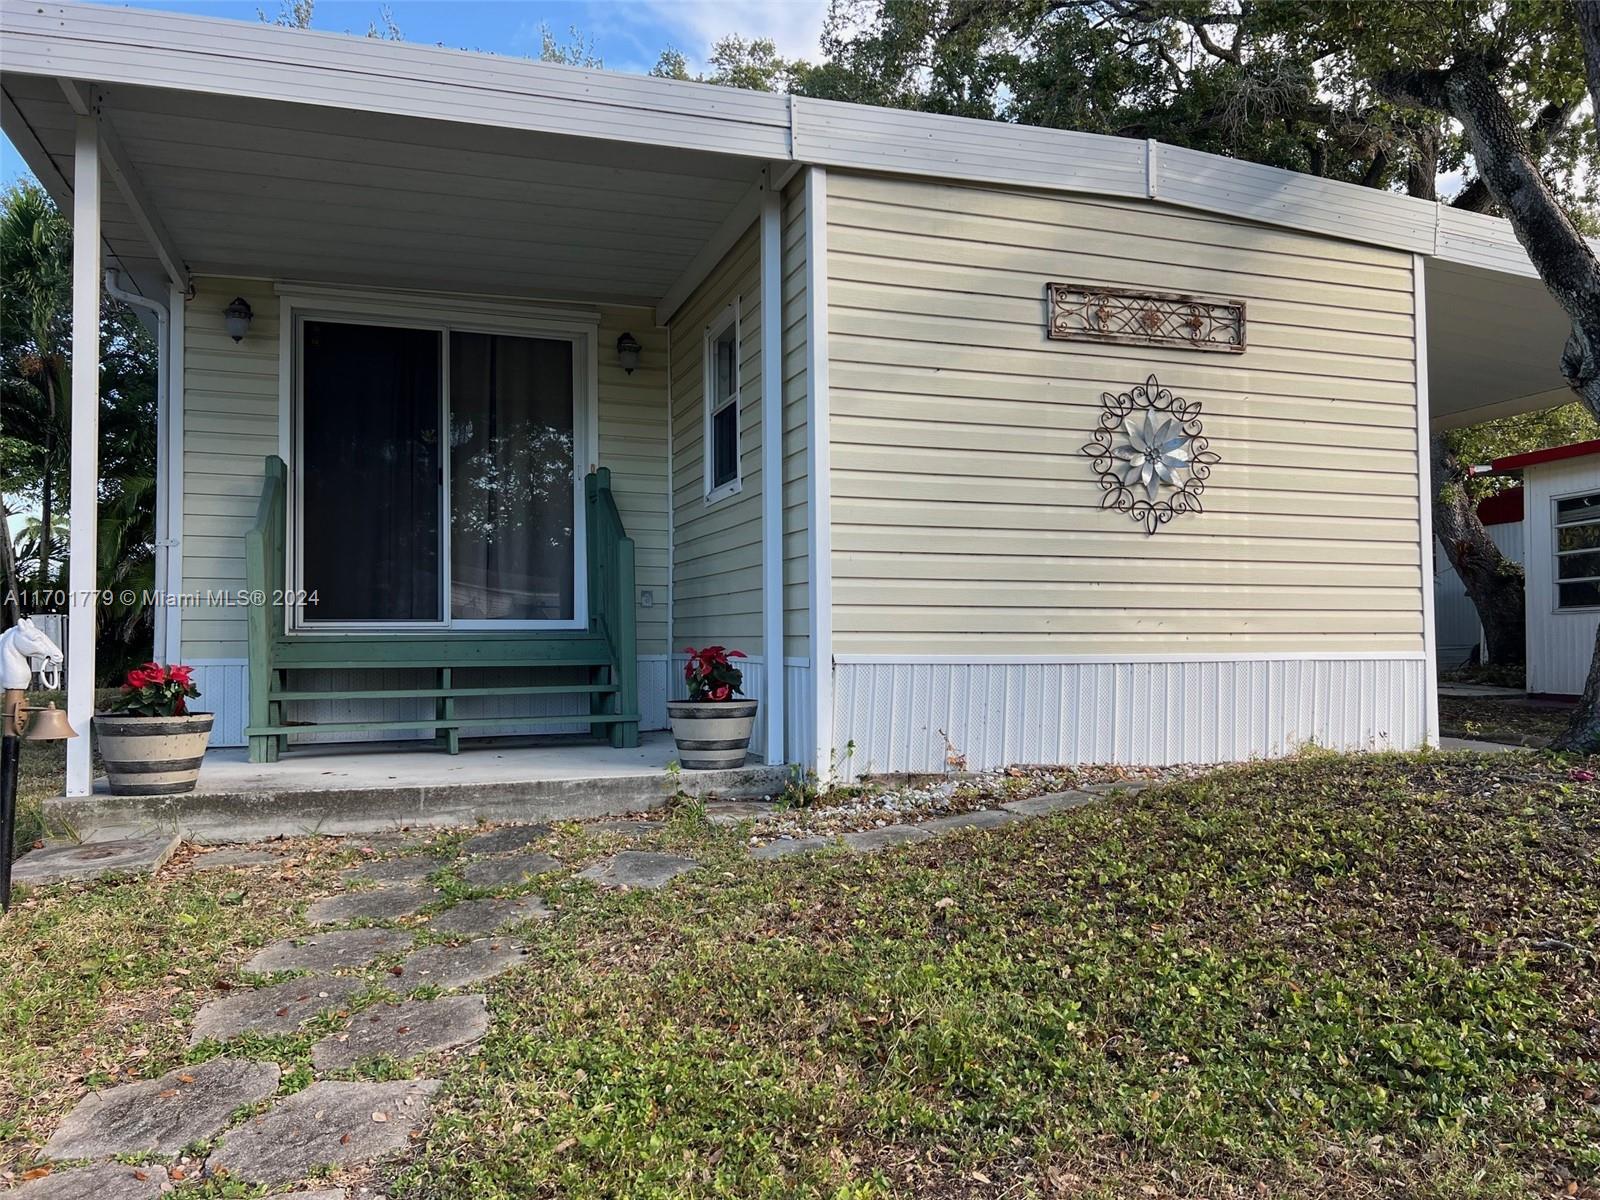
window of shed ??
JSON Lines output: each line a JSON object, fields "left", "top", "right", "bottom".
{"left": 1555, "top": 490, "right": 1600, "bottom": 609}
{"left": 704, "top": 308, "right": 741, "bottom": 502}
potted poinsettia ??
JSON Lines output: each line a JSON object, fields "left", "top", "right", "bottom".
{"left": 667, "top": 645, "right": 757, "bottom": 769}
{"left": 93, "top": 662, "right": 214, "bottom": 796}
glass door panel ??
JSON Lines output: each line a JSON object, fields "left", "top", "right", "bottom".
{"left": 301, "top": 319, "right": 442, "bottom": 622}
{"left": 448, "top": 332, "right": 576, "bottom": 622}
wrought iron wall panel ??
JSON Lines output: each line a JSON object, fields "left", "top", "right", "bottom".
{"left": 1047, "top": 283, "right": 1245, "bottom": 353}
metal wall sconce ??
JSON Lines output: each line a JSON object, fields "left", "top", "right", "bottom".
{"left": 616, "top": 332, "right": 641, "bottom": 374}
{"left": 223, "top": 296, "right": 254, "bottom": 342}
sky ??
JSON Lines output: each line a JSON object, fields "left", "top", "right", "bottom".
{"left": 0, "top": 0, "right": 830, "bottom": 185}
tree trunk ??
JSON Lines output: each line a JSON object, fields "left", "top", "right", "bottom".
{"left": 1431, "top": 435, "right": 1525, "bottom": 665}
{"left": 38, "top": 367, "right": 56, "bottom": 586}
{"left": 0, "top": 496, "right": 22, "bottom": 627}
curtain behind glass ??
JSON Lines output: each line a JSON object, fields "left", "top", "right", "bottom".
{"left": 301, "top": 320, "right": 442, "bottom": 622}
{"left": 449, "top": 332, "right": 575, "bottom": 621}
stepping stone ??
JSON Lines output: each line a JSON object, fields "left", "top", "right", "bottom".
{"left": 190, "top": 974, "right": 367, "bottom": 1045}
{"left": 351, "top": 830, "right": 430, "bottom": 851}
{"left": 577, "top": 850, "right": 700, "bottom": 890}
{"left": 586, "top": 818, "right": 664, "bottom": 836}
{"left": 749, "top": 836, "right": 830, "bottom": 860}
{"left": 12, "top": 1163, "right": 165, "bottom": 1199}
{"left": 42, "top": 1056, "right": 280, "bottom": 1160}
{"left": 426, "top": 894, "right": 551, "bottom": 937}
{"left": 310, "top": 994, "right": 490, "bottom": 1070}
{"left": 205, "top": 1079, "right": 440, "bottom": 1187}
{"left": 191, "top": 847, "right": 282, "bottom": 871}
{"left": 1001, "top": 790, "right": 1096, "bottom": 818}
{"left": 704, "top": 800, "right": 777, "bottom": 826}
{"left": 840, "top": 825, "right": 932, "bottom": 853}
{"left": 305, "top": 883, "right": 437, "bottom": 926}
{"left": 463, "top": 824, "right": 551, "bottom": 856}
{"left": 12, "top": 833, "right": 181, "bottom": 886}
{"left": 918, "top": 809, "right": 1024, "bottom": 836}
{"left": 245, "top": 928, "right": 414, "bottom": 976}
{"left": 348, "top": 856, "right": 446, "bottom": 887}
{"left": 461, "top": 852, "right": 560, "bottom": 890}
{"left": 394, "top": 938, "right": 524, "bottom": 992}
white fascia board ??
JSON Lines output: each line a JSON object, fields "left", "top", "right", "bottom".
{"left": 654, "top": 178, "right": 766, "bottom": 326}
{"left": 1, "top": 0, "right": 791, "bottom": 160}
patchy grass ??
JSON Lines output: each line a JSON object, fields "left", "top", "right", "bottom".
{"left": 3, "top": 752, "right": 1597, "bottom": 1199}
{"left": 1438, "top": 694, "right": 1575, "bottom": 746}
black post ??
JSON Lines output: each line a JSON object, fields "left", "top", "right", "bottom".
{"left": 0, "top": 731, "right": 17, "bottom": 912}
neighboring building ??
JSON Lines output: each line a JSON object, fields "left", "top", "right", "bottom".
{"left": 1, "top": 1, "right": 1580, "bottom": 797}
{"left": 1489, "top": 442, "right": 1600, "bottom": 697}
{"left": 1434, "top": 487, "right": 1524, "bottom": 672}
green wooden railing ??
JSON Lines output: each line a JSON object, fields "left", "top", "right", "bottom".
{"left": 585, "top": 467, "right": 639, "bottom": 749}
{"left": 241, "top": 455, "right": 638, "bottom": 759}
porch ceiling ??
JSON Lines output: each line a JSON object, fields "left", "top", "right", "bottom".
{"left": 1425, "top": 259, "right": 1573, "bottom": 431}
{"left": 1, "top": 72, "right": 766, "bottom": 309}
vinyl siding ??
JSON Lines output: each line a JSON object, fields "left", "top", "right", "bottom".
{"left": 177, "top": 278, "right": 669, "bottom": 659}
{"left": 826, "top": 172, "right": 1424, "bottom": 656}
{"left": 782, "top": 175, "right": 810, "bottom": 659}
{"left": 669, "top": 225, "right": 765, "bottom": 651}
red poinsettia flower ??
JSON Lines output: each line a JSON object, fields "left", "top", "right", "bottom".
{"left": 681, "top": 645, "right": 747, "bottom": 703}
{"left": 109, "top": 662, "right": 203, "bottom": 717}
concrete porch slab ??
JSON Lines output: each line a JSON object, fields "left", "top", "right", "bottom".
{"left": 45, "top": 732, "right": 789, "bottom": 845}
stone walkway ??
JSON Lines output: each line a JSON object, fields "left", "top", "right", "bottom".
{"left": 19, "top": 783, "right": 1134, "bottom": 1196}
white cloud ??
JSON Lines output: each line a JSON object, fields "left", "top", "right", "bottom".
{"left": 633, "top": 0, "right": 829, "bottom": 68}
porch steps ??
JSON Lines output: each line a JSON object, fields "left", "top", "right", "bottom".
{"left": 268, "top": 683, "right": 620, "bottom": 702}
{"left": 244, "top": 458, "right": 641, "bottom": 763}
{"left": 244, "top": 712, "right": 641, "bottom": 737}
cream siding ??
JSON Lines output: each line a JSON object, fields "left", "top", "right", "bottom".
{"left": 781, "top": 175, "right": 810, "bottom": 659}
{"left": 826, "top": 172, "right": 1423, "bottom": 656}
{"left": 181, "top": 277, "right": 280, "bottom": 661}
{"left": 668, "top": 225, "right": 766, "bottom": 651}
{"left": 177, "top": 278, "right": 669, "bottom": 660}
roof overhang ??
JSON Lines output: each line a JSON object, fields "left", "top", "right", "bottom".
{"left": 0, "top": 0, "right": 1581, "bottom": 409}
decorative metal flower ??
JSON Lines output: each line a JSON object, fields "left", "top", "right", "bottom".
{"left": 1082, "top": 375, "right": 1220, "bottom": 534}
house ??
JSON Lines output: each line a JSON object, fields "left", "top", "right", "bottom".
{"left": 1434, "top": 487, "right": 1524, "bottom": 672}
{"left": 1484, "top": 442, "right": 1600, "bottom": 697}
{"left": 0, "top": 1, "right": 1579, "bottom": 802}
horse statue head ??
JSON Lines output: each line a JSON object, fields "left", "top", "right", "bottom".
{"left": 0, "top": 618, "right": 65, "bottom": 691}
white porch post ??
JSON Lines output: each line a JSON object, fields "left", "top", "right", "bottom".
{"left": 760, "top": 185, "right": 785, "bottom": 763}
{"left": 65, "top": 114, "right": 101, "bottom": 797}
{"left": 163, "top": 279, "right": 186, "bottom": 662}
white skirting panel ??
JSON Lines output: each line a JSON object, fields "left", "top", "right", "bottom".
{"left": 193, "top": 656, "right": 672, "bottom": 749}
{"left": 189, "top": 659, "right": 249, "bottom": 747}
{"left": 669, "top": 655, "right": 812, "bottom": 763}
{"left": 830, "top": 656, "right": 1429, "bottom": 780}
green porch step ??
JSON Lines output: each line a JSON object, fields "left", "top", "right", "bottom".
{"left": 269, "top": 683, "right": 619, "bottom": 702}
{"left": 245, "top": 712, "right": 640, "bottom": 737}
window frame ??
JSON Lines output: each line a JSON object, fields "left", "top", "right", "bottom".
{"left": 1551, "top": 486, "right": 1600, "bottom": 613}
{"left": 281, "top": 288, "right": 597, "bottom": 634}
{"left": 702, "top": 302, "right": 743, "bottom": 505}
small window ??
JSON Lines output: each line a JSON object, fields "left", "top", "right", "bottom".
{"left": 704, "top": 309, "right": 741, "bottom": 502}
{"left": 1555, "top": 490, "right": 1600, "bottom": 609}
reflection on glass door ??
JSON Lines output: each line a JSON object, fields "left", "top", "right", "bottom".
{"left": 449, "top": 332, "right": 576, "bottom": 622}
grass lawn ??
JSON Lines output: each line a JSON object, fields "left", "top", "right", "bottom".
{"left": 3, "top": 751, "right": 1596, "bottom": 1198}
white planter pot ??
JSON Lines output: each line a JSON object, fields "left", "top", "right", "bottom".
{"left": 666, "top": 699, "right": 757, "bottom": 770}
{"left": 92, "top": 713, "right": 214, "bottom": 796}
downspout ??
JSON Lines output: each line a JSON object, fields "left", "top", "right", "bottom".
{"left": 103, "top": 270, "right": 171, "bottom": 659}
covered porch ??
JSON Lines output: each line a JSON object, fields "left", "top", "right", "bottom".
{"left": 0, "top": 3, "right": 804, "bottom": 797}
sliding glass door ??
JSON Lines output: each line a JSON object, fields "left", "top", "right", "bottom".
{"left": 296, "top": 315, "right": 583, "bottom": 629}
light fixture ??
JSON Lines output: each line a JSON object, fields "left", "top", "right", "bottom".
{"left": 223, "top": 296, "right": 254, "bottom": 342}
{"left": 616, "top": 331, "right": 641, "bottom": 374}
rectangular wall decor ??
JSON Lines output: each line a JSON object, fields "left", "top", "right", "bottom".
{"left": 1047, "top": 283, "right": 1246, "bottom": 353}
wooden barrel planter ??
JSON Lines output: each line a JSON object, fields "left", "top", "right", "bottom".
{"left": 666, "top": 699, "right": 757, "bottom": 769}
{"left": 92, "top": 713, "right": 215, "bottom": 795}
